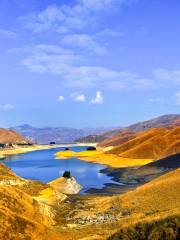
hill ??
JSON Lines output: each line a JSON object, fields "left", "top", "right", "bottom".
{"left": 0, "top": 163, "right": 62, "bottom": 240}
{"left": 78, "top": 114, "right": 180, "bottom": 144}
{"left": 106, "top": 127, "right": 180, "bottom": 159}
{"left": 11, "top": 124, "right": 111, "bottom": 144}
{"left": 108, "top": 169, "right": 180, "bottom": 239}
{"left": 0, "top": 128, "right": 30, "bottom": 144}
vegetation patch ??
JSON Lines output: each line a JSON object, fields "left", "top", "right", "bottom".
{"left": 108, "top": 215, "right": 180, "bottom": 240}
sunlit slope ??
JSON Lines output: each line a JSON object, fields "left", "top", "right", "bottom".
{"left": 108, "top": 169, "right": 180, "bottom": 239}
{"left": 0, "top": 163, "right": 69, "bottom": 239}
{"left": 121, "top": 168, "right": 180, "bottom": 214}
{"left": 95, "top": 114, "right": 180, "bottom": 147}
{"left": 107, "top": 127, "right": 180, "bottom": 159}
{"left": 0, "top": 128, "right": 30, "bottom": 144}
{"left": 0, "top": 185, "right": 59, "bottom": 240}
{"left": 98, "top": 129, "right": 137, "bottom": 148}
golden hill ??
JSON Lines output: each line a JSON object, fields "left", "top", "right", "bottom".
{"left": 0, "top": 163, "right": 67, "bottom": 240}
{"left": 57, "top": 126, "right": 180, "bottom": 167}
{"left": 106, "top": 169, "right": 180, "bottom": 239}
{"left": 98, "top": 129, "right": 137, "bottom": 148}
{"left": 106, "top": 127, "right": 180, "bottom": 159}
{"left": 120, "top": 168, "right": 180, "bottom": 213}
{"left": 0, "top": 128, "right": 29, "bottom": 144}
{"left": 0, "top": 184, "right": 60, "bottom": 240}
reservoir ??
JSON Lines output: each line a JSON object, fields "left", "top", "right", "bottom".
{"left": 0, "top": 146, "right": 117, "bottom": 193}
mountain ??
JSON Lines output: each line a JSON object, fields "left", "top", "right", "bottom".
{"left": 106, "top": 126, "right": 180, "bottom": 159}
{"left": 11, "top": 124, "right": 112, "bottom": 144}
{"left": 127, "top": 113, "right": 180, "bottom": 131}
{"left": 97, "top": 114, "right": 180, "bottom": 146}
{"left": 0, "top": 128, "right": 30, "bottom": 144}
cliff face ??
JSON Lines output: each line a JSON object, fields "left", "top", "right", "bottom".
{"left": 0, "top": 128, "right": 30, "bottom": 144}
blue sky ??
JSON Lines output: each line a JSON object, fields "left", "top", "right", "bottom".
{"left": 0, "top": 0, "right": 180, "bottom": 128}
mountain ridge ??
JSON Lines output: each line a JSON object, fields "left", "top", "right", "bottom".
{"left": 11, "top": 125, "right": 114, "bottom": 144}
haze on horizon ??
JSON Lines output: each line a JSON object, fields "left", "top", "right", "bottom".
{"left": 0, "top": 0, "right": 180, "bottom": 128}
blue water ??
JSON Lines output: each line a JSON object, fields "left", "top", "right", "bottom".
{"left": 0, "top": 146, "right": 116, "bottom": 193}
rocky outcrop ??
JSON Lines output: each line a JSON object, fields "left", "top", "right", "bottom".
{"left": 49, "top": 176, "right": 83, "bottom": 194}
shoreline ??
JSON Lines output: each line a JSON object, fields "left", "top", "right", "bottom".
{"left": 0, "top": 142, "right": 96, "bottom": 160}
{"left": 55, "top": 149, "right": 153, "bottom": 168}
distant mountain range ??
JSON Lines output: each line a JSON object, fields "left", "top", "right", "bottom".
{"left": 9, "top": 114, "right": 180, "bottom": 145}
{"left": 10, "top": 125, "right": 114, "bottom": 144}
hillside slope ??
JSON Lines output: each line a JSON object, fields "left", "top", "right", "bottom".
{"left": 107, "top": 127, "right": 180, "bottom": 159}
{"left": 109, "top": 169, "right": 180, "bottom": 239}
{"left": 94, "top": 114, "right": 180, "bottom": 146}
{"left": 0, "top": 128, "right": 29, "bottom": 144}
{"left": 56, "top": 169, "right": 180, "bottom": 239}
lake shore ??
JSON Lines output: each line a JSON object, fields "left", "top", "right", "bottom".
{"left": 0, "top": 142, "right": 96, "bottom": 159}
{"left": 55, "top": 149, "right": 153, "bottom": 168}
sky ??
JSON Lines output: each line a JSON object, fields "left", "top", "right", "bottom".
{"left": 0, "top": 0, "right": 180, "bottom": 128}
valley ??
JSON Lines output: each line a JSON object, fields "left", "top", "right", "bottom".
{"left": 0, "top": 114, "right": 180, "bottom": 240}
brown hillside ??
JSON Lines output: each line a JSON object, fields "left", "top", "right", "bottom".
{"left": 97, "top": 114, "right": 180, "bottom": 147}
{"left": 109, "top": 169, "right": 180, "bottom": 240}
{"left": 121, "top": 168, "right": 180, "bottom": 213}
{"left": 98, "top": 129, "right": 137, "bottom": 148}
{"left": 0, "top": 185, "right": 58, "bottom": 240}
{"left": 0, "top": 128, "right": 30, "bottom": 144}
{"left": 107, "top": 127, "right": 180, "bottom": 159}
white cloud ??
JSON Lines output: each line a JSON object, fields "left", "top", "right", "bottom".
{"left": 176, "top": 91, "right": 180, "bottom": 105}
{"left": 22, "top": 44, "right": 79, "bottom": 74}
{"left": 58, "top": 95, "right": 64, "bottom": 101}
{"left": 0, "top": 28, "right": 17, "bottom": 38}
{"left": 90, "top": 91, "right": 103, "bottom": 104}
{"left": 2, "top": 104, "right": 14, "bottom": 110}
{"left": 73, "top": 94, "right": 86, "bottom": 102}
{"left": 61, "top": 34, "right": 106, "bottom": 54}
{"left": 21, "top": 45, "right": 180, "bottom": 91}
{"left": 23, "top": 0, "right": 135, "bottom": 34}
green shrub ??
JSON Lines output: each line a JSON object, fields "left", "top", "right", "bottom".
{"left": 86, "top": 146, "right": 96, "bottom": 151}
{"left": 63, "top": 171, "right": 71, "bottom": 179}
{"left": 108, "top": 215, "right": 180, "bottom": 240}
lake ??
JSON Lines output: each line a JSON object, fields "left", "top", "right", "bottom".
{"left": 0, "top": 146, "right": 117, "bottom": 193}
